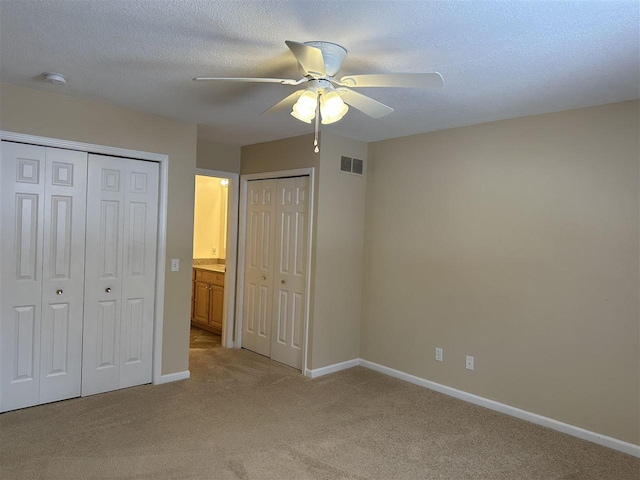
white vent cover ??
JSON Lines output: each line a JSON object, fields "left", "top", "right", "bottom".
{"left": 340, "top": 156, "right": 364, "bottom": 175}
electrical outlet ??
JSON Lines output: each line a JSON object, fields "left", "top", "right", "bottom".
{"left": 211, "top": 247, "right": 217, "bottom": 256}
{"left": 435, "top": 348, "right": 443, "bottom": 362}
{"left": 466, "top": 355, "right": 474, "bottom": 370}
{"left": 171, "top": 259, "right": 179, "bottom": 272}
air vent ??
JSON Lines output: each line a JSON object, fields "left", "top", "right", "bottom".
{"left": 339, "top": 156, "right": 364, "bottom": 176}
{"left": 340, "top": 156, "right": 352, "bottom": 173}
{"left": 352, "top": 158, "right": 363, "bottom": 175}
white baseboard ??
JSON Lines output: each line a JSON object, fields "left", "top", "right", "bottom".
{"left": 359, "top": 359, "right": 640, "bottom": 458}
{"left": 306, "top": 358, "right": 360, "bottom": 379}
{"left": 156, "top": 370, "right": 190, "bottom": 384}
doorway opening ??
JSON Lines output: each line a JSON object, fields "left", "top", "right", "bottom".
{"left": 189, "top": 170, "right": 239, "bottom": 356}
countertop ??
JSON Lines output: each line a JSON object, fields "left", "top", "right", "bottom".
{"left": 193, "top": 264, "right": 226, "bottom": 273}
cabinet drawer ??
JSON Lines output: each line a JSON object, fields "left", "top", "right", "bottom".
{"left": 195, "top": 268, "right": 225, "bottom": 286}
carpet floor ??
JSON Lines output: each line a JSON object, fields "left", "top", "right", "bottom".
{"left": 0, "top": 345, "right": 638, "bottom": 479}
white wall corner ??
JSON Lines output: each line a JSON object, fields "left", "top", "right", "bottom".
{"left": 358, "top": 359, "right": 640, "bottom": 458}
{"left": 156, "top": 370, "right": 191, "bottom": 385}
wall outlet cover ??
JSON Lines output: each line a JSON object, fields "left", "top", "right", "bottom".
{"left": 171, "top": 259, "right": 180, "bottom": 271}
{"left": 435, "top": 348, "right": 443, "bottom": 362}
{"left": 466, "top": 355, "right": 474, "bottom": 370}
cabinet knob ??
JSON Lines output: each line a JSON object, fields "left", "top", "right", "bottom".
{"left": 56, "top": 289, "right": 63, "bottom": 295}
{"left": 281, "top": 280, "right": 286, "bottom": 284}
{"left": 261, "top": 276, "right": 266, "bottom": 280}
{"left": 105, "top": 287, "right": 112, "bottom": 293}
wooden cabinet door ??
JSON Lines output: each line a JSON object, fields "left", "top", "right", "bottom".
{"left": 193, "top": 281, "right": 211, "bottom": 324}
{"left": 191, "top": 269, "right": 196, "bottom": 320}
{"left": 209, "top": 285, "right": 224, "bottom": 332}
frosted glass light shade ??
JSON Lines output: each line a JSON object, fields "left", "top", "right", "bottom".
{"left": 320, "top": 91, "right": 348, "bottom": 124}
{"left": 291, "top": 90, "right": 318, "bottom": 123}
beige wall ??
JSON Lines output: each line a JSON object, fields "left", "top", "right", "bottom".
{"left": 241, "top": 132, "right": 367, "bottom": 370}
{"left": 193, "top": 176, "right": 227, "bottom": 259}
{"left": 241, "top": 133, "right": 319, "bottom": 175}
{"left": 0, "top": 83, "right": 197, "bottom": 376}
{"left": 196, "top": 137, "right": 241, "bottom": 173}
{"left": 362, "top": 100, "right": 640, "bottom": 445}
{"left": 312, "top": 133, "right": 367, "bottom": 369}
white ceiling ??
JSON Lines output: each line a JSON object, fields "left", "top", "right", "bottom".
{"left": 1, "top": 1, "right": 638, "bottom": 146}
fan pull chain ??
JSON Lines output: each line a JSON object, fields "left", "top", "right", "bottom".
{"left": 313, "top": 96, "right": 320, "bottom": 153}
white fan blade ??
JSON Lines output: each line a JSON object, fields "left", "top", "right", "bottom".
{"left": 285, "top": 41, "right": 326, "bottom": 77}
{"left": 338, "top": 88, "right": 394, "bottom": 118}
{"left": 193, "top": 77, "right": 303, "bottom": 85}
{"left": 262, "top": 90, "right": 304, "bottom": 115}
{"left": 338, "top": 72, "right": 443, "bottom": 89}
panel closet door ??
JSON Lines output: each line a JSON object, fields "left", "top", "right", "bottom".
{"left": 241, "top": 176, "right": 310, "bottom": 370}
{"left": 39, "top": 147, "right": 88, "bottom": 404}
{"left": 242, "top": 179, "right": 277, "bottom": 357}
{"left": 0, "top": 142, "right": 87, "bottom": 412}
{"left": 270, "top": 176, "right": 309, "bottom": 370}
{"left": 82, "top": 154, "right": 158, "bottom": 396}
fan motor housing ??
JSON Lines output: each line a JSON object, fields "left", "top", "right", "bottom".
{"left": 303, "top": 41, "right": 347, "bottom": 77}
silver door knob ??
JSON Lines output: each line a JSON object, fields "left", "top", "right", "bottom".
{"left": 56, "top": 289, "right": 63, "bottom": 295}
{"left": 105, "top": 287, "right": 111, "bottom": 293}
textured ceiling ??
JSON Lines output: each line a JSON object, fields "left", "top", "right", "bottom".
{"left": 1, "top": 1, "right": 638, "bottom": 146}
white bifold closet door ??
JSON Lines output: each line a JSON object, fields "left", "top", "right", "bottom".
{"left": 1, "top": 142, "right": 88, "bottom": 412}
{"left": 242, "top": 176, "right": 309, "bottom": 370}
{"left": 1, "top": 143, "right": 159, "bottom": 412}
{"left": 243, "top": 179, "right": 277, "bottom": 358}
{"left": 82, "top": 154, "right": 159, "bottom": 396}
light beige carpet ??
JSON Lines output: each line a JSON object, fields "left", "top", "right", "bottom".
{"left": 0, "top": 345, "right": 638, "bottom": 479}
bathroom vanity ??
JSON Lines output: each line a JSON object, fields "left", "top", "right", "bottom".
{"left": 191, "top": 265, "right": 225, "bottom": 335}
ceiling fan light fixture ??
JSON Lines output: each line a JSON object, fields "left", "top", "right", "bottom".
{"left": 320, "top": 91, "right": 349, "bottom": 125}
{"left": 291, "top": 89, "right": 318, "bottom": 123}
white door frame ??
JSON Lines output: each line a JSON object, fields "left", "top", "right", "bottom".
{"left": 0, "top": 131, "right": 169, "bottom": 393}
{"left": 194, "top": 168, "right": 239, "bottom": 348}
{"left": 235, "top": 167, "right": 315, "bottom": 376}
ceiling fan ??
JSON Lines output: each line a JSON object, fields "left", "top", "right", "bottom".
{"left": 194, "top": 40, "right": 443, "bottom": 150}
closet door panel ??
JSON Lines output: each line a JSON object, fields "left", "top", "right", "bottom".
{"left": 1, "top": 142, "right": 46, "bottom": 412}
{"left": 119, "top": 160, "right": 158, "bottom": 388}
{"left": 270, "top": 176, "right": 309, "bottom": 369}
{"left": 39, "top": 147, "right": 87, "bottom": 404}
{"left": 82, "top": 155, "right": 126, "bottom": 396}
{"left": 242, "top": 179, "right": 276, "bottom": 357}
{"left": 83, "top": 155, "right": 158, "bottom": 395}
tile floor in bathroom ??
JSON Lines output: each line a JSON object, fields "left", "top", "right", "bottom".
{"left": 189, "top": 325, "right": 222, "bottom": 350}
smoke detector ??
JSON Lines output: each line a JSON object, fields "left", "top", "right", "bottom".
{"left": 43, "top": 73, "right": 67, "bottom": 85}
